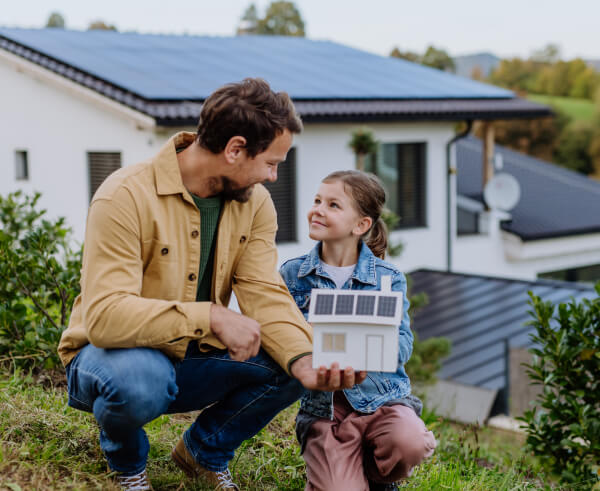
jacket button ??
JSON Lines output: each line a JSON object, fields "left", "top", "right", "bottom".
{"left": 188, "top": 273, "right": 197, "bottom": 281}
{"left": 240, "top": 235, "right": 247, "bottom": 243}
{"left": 161, "top": 247, "right": 169, "bottom": 255}
{"left": 194, "top": 329, "right": 203, "bottom": 336}
{"left": 191, "top": 230, "right": 199, "bottom": 238}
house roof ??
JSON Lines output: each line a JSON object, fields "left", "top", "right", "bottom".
{"left": 0, "top": 27, "right": 551, "bottom": 125}
{"left": 457, "top": 136, "right": 600, "bottom": 240}
{"left": 409, "top": 269, "right": 596, "bottom": 412}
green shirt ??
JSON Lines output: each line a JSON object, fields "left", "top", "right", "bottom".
{"left": 191, "top": 194, "right": 222, "bottom": 301}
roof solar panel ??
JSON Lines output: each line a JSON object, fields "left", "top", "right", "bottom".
{"left": 315, "top": 294, "right": 334, "bottom": 315}
{"left": 0, "top": 28, "right": 515, "bottom": 101}
{"left": 377, "top": 296, "right": 397, "bottom": 317}
{"left": 356, "top": 295, "right": 376, "bottom": 315}
{"left": 335, "top": 295, "right": 354, "bottom": 315}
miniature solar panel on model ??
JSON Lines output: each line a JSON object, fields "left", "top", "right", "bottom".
{"left": 308, "top": 276, "right": 402, "bottom": 372}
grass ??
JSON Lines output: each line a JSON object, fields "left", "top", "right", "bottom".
{"left": 0, "top": 369, "right": 583, "bottom": 490}
{"left": 527, "top": 94, "right": 597, "bottom": 122}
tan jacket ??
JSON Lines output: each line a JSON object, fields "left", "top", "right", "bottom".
{"left": 58, "top": 132, "right": 313, "bottom": 373}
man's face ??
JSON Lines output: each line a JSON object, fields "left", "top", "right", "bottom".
{"left": 224, "top": 130, "right": 293, "bottom": 202}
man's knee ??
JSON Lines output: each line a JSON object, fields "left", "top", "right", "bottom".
{"left": 72, "top": 346, "right": 178, "bottom": 426}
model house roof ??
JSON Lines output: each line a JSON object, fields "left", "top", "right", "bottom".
{"left": 0, "top": 27, "right": 551, "bottom": 125}
{"left": 308, "top": 286, "right": 403, "bottom": 325}
{"left": 457, "top": 136, "right": 600, "bottom": 240}
{"left": 409, "top": 269, "right": 596, "bottom": 413}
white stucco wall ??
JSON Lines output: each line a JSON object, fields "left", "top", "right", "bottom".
{"left": 0, "top": 53, "right": 161, "bottom": 243}
{"left": 454, "top": 213, "right": 600, "bottom": 280}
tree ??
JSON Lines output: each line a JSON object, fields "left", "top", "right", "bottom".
{"left": 554, "top": 122, "right": 595, "bottom": 174}
{"left": 389, "top": 47, "right": 420, "bottom": 63}
{"left": 88, "top": 20, "right": 117, "bottom": 31}
{"left": 237, "top": 3, "right": 260, "bottom": 35}
{"left": 45, "top": 12, "right": 65, "bottom": 28}
{"left": 421, "top": 45, "right": 455, "bottom": 72}
{"left": 530, "top": 43, "right": 561, "bottom": 64}
{"left": 256, "top": 1, "right": 305, "bottom": 36}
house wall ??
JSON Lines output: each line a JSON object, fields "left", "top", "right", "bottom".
{"left": 454, "top": 211, "right": 600, "bottom": 280}
{"left": 4, "top": 53, "right": 598, "bottom": 283}
{"left": 0, "top": 55, "right": 160, "bottom": 243}
{"left": 280, "top": 122, "right": 457, "bottom": 273}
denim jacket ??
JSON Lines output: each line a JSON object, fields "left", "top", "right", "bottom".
{"left": 280, "top": 241, "right": 417, "bottom": 420}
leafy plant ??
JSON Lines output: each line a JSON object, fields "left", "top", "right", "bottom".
{"left": 348, "top": 127, "right": 378, "bottom": 171}
{"left": 518, "top": 285, "right": 600, "bottom": 487}
{"left": 0, "top": 191, "right": 82, "bottom": 370}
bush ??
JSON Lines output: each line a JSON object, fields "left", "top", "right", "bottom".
{"left": 0, "top": 191, "right": 81, "bottom": 370}
{"left": 519, "top": 285, "right": 600, "bottom": 487}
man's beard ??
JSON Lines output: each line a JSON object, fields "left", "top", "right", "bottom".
{"left": 221, "top": 176, "right": 253, "bottom": 203}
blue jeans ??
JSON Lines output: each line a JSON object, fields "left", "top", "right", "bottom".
{"left": 65, "top": 342, "right": 303, "bottom": 475}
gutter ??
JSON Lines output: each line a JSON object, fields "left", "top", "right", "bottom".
{"left": 445, "top": 120, "right": 473, "bottom": 272}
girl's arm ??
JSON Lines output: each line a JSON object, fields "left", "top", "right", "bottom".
{"left": 392, "top": 272, "right": 414, "bottom": 364}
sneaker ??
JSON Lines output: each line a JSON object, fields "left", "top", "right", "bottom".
{"left": 171, "top": 438, "right": 240, "bottom": 490}
{"left": 115, "top": 469, "right": 153, "bottom": 490}
{"left": 368, "top": 481, "right": 399, "bottom": 491}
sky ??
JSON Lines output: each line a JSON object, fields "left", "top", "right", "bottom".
{"left": 3, "top": 0, "right": 599, "bottom": 60}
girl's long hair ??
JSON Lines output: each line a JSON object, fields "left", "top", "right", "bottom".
{"left": 322, "top": 170, "right": 388, "bottom": 259}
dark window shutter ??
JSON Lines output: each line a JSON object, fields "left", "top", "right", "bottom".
{"left": 263, "top": 147, "right": 297, "bottom": 243}
{"left": 396, "top": 143, "right": 426, "bottom": 228}
{"left": 88, "top": 152, "right": 121, "bottom": 201}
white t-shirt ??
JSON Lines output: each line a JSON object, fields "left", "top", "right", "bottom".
{"left": 321, "top": 262, "right": 356, "bottom": 289}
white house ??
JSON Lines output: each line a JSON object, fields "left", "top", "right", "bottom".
{"left": 3, "top": 27, "right": 597, "bottom": 284}
{"left": 309, "top": 276, "right": 402, "bottom": 372}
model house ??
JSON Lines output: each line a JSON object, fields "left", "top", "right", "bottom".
{"left": 309, "top": 276, "right": 402, "bottom": 372}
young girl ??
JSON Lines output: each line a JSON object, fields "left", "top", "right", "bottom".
{"left": 280, "top": 170, "right": 436, "bottom": 491}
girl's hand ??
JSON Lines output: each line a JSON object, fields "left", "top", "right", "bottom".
{"left": 291, "top": 355, "right": 367, "bottom": 391}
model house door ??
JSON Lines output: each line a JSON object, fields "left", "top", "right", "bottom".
{"left": 366, "top": 335, "right": 384, "bottom": 371}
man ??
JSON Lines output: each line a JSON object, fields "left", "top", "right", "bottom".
{"left": 58, "top": 78, "right": 364, "bottom": 490}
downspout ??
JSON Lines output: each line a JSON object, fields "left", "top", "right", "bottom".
{"left": 445, "top": 120, "right": 473, "bottom": 272}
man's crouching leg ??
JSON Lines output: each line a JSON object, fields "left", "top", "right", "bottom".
{"left": 65, "top": 344, "right": 178, "bottom": 476}
{"left": 168, "top": 347, "right": 304, "bottom": 482}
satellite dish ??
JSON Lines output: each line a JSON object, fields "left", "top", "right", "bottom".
{"left": 483, "top": 173, "right": 521, "bottom": 211}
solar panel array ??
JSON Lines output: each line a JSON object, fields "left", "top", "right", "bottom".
{"left": 0, "top": 27, "right": 514, "bottom": 101}
{"left": 313, "top": 292, "right": 398, "bottom": 318}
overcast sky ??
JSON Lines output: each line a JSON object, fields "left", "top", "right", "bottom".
{"left": 3, "top": 0, "right": 599, "bottom": 60}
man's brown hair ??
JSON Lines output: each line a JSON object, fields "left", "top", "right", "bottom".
{"left": 196, "top": 78, "right": 303, "bottom": 157}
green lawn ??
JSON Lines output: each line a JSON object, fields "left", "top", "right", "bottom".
{"left": 0, "top": 370, "right": 581, "bottom": 490}
{"left": 528, "top": 94, "right": 597, "bottom": 122}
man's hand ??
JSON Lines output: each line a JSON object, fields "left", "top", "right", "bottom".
{"left": 209, "top": 304, "right": 261, "bottom": 361}
{"left": 290, "top": 355, "right": 367, "bottom": 391}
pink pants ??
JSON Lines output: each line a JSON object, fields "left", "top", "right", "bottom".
{"left": 303, "top": 394, "right": 437, "bottom": 491}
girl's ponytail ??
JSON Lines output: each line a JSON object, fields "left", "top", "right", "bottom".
{"left": 366, "top": 216, "right": 388, "bottom": 259}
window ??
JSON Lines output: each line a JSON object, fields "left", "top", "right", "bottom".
{"left": 457, "top": 195, "right": 484, "bottom": 236}
{"left": 322, "top": 333, "right": 346, "bottom": 352}
{"left": 365, "top": 143, "right": 426, "bottom": 229}
{"left": 15, "top": 150, "right": 29, "bottom": 180}
{"left": 539, "top": 263, "right": 600, "bottom": 285}
{"left": 263, "top": 147, "right": 297, "bottom": 243}
{"left": 88, "top": 152, "right": 122, "bottom": 201}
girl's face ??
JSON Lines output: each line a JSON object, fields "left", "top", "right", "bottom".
{"left": 307, "top": 180, "right": 371, "bottom": 243}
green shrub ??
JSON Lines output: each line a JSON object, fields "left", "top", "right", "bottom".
{"left": 0, "top": 191, "right": 81, "bottom": 370}
{"left": 519, "top": 285, "right": 600, "bottom": 487}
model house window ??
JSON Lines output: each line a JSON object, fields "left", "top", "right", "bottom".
{"left": 366, "top": 143, "right": 427, "bottom": 229}
{"left": 88, "top": 152, "right": 121, "bottom": 202}
{"left": 264, "top": 147, "right": 297, "bottom": 243}
{"left": 15, "top": 150, "right": 29, "bottom": 180}
{"left": 322, "top": 333, "right": 346, "bottom": 352}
